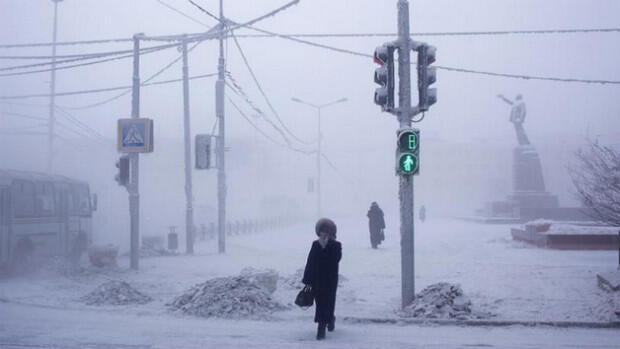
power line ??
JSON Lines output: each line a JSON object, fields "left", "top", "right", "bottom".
{"left": 243, "top": 25, "right": 620, "bottom": 85}
{"left": 5, "top": 26, "right": 617, "bottom": 50}
{"left": 186, "top": 0, "right": 221, "bottom": 23}
{"left": 230, "top": 32, "right": 313, "bottom": 145}
{"left": 155, "top": 0, "right": 212, "bottom": 28}
{"left": 0, "top": 73, "right": 216, "bottom": 100}
{"left": 0, "top": 50, "right": 168, "bottom": 78}
{"left": 227, "top": 96, "right": 287, "bottom": 147}
{"left": 225, "top": 78, "right": 292, "bottom": 146}
{"left": 0, "top": 44, "right": 176, "bottom": 75}
{"left": 0, "top": 45, "right": 172, "bottom": 60}
{"left": 57, "top": 42, "right": 209, "bottom": 109}
{"left": 55, "top": 106, "right": 109, "bottom": 142}
{"left": 1, "top": 111, "right": 47, "bottom": 121}
{"left": 0, "top": 38, "right": 133, "bottom": 49}
{"left": 434, "top": 65, "right": 620, "bottom": 84}
{"left": 232, "top": 27, "right": 620, "bottom": 38}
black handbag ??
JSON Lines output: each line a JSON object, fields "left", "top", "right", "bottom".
{"left": 295, "top": 285, "right": 314, "bottom": 308}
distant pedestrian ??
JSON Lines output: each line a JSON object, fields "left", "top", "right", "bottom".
{"left": 367, "top": 202, "right": 385, "bottom": 249}
{"left": 303, "top": 218, "right": 342, "bottom": 340}
{"left": 419, "top": 205, "right": 426, "bottom": 223}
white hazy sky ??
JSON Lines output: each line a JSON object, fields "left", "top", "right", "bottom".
{"left": 1, "top": 1, "right": 619, "bottom": 228}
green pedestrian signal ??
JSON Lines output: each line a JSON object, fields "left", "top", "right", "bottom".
{"left": 398, "top": 153, "right": 418, "bottom": 174}
{"left": 396, "top": 128, "right": 420, "bottom": 176}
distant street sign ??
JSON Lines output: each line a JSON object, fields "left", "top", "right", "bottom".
{"left": 117, "top": 118, "right": 154, "bottom": 153}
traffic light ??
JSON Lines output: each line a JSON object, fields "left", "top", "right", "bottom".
{"left": 417, "top": 44, "right": 437, "bottom": 111}
{"left": 195, "top": 134, "right": 211, "bottom": 170}
{"left": 115, "top": 155, "right": 130, "bottom": 186}
{"left": 373, "top": 44, "right": 395, "bottom": 111}
{"left": 396, "top": 128, "right": 420, "bottom": 176}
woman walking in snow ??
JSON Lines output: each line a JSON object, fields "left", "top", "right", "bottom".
{"left": 302, "top": 218, "right": 342, "bottom": 340}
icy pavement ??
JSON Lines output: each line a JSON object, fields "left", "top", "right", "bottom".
{"left": 0, "top": 300, "right": 618, "bottom": 349}
{"left": 1, "top": 217, "right": 619, "bottom": 347}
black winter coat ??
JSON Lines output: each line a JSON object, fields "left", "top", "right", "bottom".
{"left": 302, "top": 239, "right": 342, "bottom": 323}
{"left": 367, "top": 206, "right": 385, "bottom": 232}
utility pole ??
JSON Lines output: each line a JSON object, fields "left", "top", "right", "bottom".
{"left": 397, "top": 0, "right": 415, "bottom": 309}
{"left": 129, "top": 33, "right": 142, "bottom": 270}
{"left": 215, "top": 0, "right": 227, "bottom": 253}
{"left": 47, "top": 0, "right": 63, "bottom": 173}
{"left": 317, "top": 107, "right": 321, "bottom": 218}
{"left": 290, "top": 97, "right": 347, "bottom": 219}
{"left": 182, "top": 38, "right": 195, "bottom": 254}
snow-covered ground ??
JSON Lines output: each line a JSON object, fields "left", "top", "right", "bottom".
{"left": 1, "top": 217, "right": 619, "bottom": 348}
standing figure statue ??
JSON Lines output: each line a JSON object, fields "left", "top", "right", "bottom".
{"left": 367, "top": 202, "right": 385, "bottom": 249}
{"left": 497, "top": 94, "right": 530, "bottom": 146}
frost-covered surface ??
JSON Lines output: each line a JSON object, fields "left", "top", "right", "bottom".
{"left": 1, "top": 218, "right": 619, "bottom": 347}
{"left": 399, "top": 282, "right": 491, "bottom": 320}
{"left": 1, "top": 218, "right": 617, "bottom": 321}
{"left": 80, "top": 280, "right": 152, "bottom": 306}
{"left": 169, "top": 274, "right": 287, "bottom": 319}
{"left": 240, "top": 267, "right": 279, "bottom": 294}
{"left": 523, "top": 219, "right": 618, "bottom": 235}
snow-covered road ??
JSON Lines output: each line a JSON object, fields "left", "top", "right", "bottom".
{"left": 1, "top": 300, "right": 619, "bottom": 349}
{"left": 1, "top": 217, "right": 618, "bottom": 348}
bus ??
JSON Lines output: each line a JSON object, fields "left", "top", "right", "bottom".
{"left": 0, "top": 169, "right": 97, "bottom": 270}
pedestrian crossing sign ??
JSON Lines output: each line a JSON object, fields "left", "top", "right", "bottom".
{"left": 117, "top": 118, "right": 154, "bottom": 153}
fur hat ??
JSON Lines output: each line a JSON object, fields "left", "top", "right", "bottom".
{"left": 315, "top": 218, "right": 337, "bottom": 238}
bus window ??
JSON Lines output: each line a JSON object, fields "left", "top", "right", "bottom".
{"left": 12, "top": 181, "right": 35, "bottom": 218}
{"left": 35, "top": 182, "right": 55, "bottom": 217}
{"left": 70, "top": 184, "right": 91, "bottom": 216}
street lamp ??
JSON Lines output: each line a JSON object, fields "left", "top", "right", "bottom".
{"left": 290, "top": 96, "right": 348, "bottom": 219}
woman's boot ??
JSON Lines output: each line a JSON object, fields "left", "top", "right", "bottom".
{"left": 316, "top": 323, "right": 326, "bottom": 340}
{"left": 327, "top": 316, "right": 335, "bottom": 332}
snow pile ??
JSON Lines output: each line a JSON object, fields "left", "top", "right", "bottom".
{"left": 81, "top": 280, "right": 152, "bottom": 306}
{"left": 281, "top": 268, "right": 348, "bottom": 289}
{"left": 169, "top": 274, "right": 287, "bottom": 319}
{"left": 281, "top": 268, "right": 305, "bottom": 289}
{"left": 239, "top": 267, "right": 278, "bottom": 294}
{"left": 400, "top": 282, "right": 489, "bottom": 320}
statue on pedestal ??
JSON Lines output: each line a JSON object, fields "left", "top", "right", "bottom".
{"left": 497, "top": 94, "right": 530, "bottom": 146}
{"left": 496, "top": 93, "right": 558, "bottom": 210}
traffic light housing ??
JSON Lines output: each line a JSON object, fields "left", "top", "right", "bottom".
{"left": 115, "top": 155, "right": 130, "bottom": 186}
{"left": 195, "top": 134, "right": 211, "bottom": 170}
{"left": 373, "top": 44, "right": 395, "bottom": 111}
{"left": 396, "top": 128, "right": 420, "bottom": 176}
{"left": 417, "top": 44, "right": 437, "bottom": 112}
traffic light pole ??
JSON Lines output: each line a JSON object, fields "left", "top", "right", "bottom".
{"left": 216, "top": 0, "right": 227, "bottom": 254}
{"left": 397, "top": 0, "right": 415, "bottom": 308}
{"left": 129, "top": 34, "right": 142, "bottom": 270}
{"left": 182, "top": 38, "right": 195, "bottom": 254}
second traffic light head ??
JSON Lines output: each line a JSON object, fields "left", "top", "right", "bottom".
{"left": 417, "top": 44, "right": 437, "bottom": 112}
{"left": 373, "top": 44, "right": 395, "bottom": 111}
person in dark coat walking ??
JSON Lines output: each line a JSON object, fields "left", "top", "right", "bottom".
{"left": 303, "top": 218, "right": 342, "bottom": 340}
{"left": 367, "top": 202, "right": 385, "bottom": 249}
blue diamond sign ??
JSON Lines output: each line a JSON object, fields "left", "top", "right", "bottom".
{"left": 117, "top": 118, "right": 154, "bottom": 153}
